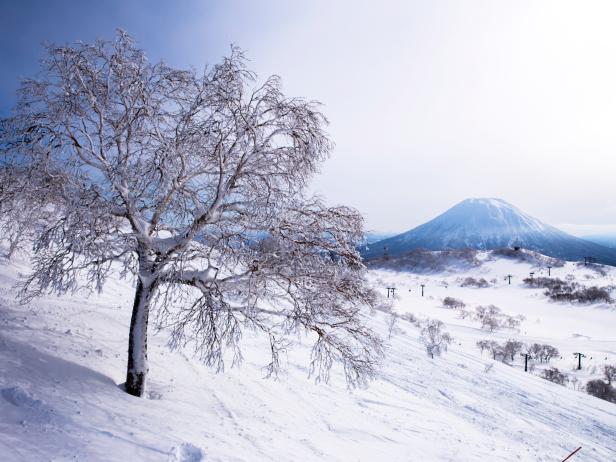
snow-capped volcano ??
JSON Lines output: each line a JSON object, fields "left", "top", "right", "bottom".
{"left": 362, "top": 198, "right": 616, "bottom": 265}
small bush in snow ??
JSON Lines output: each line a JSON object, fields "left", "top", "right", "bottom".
{"left": 442, "top": 296, "right": 465, "bottom": 309}
{"left": 604, "top": 365, "right": 616, "bottom": 385}
{"left": 524, "top": 277, "right": 568, "bottom": 291}
{"left": 586, "top": 380, "right": 616, "bottom": 403}
{"left": 542, "top": 367, "right": 568, "bottom": 385}
{"left": 460, "top": 277, "right": 490, "bottom": 288}
{"left": 400, "top": 312, "right": 420, "bottom": 326}
{"left": 457, "top": 308, "right": 473, "bottom": 320}
{"left": 575, "top": 286, "right": 612, "bottom": 303}
{"left": 419, "top": 319, "right": 452, "bottom": 359}
{"left": 524, "top": 277, "right": 612, "bottom": 304}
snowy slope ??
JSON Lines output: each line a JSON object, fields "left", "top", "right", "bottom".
{"left": 362, "top": 198, "right": 616, "bottom": 266}
{"left": 1, "top": 251, "right": 616, "bottom": 461}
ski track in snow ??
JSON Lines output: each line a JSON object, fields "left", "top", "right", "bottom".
{"left": 0, "top": 251, "right": 615, "bottom": 461}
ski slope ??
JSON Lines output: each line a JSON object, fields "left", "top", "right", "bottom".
{"left": 1, "top": 250, "right": 615, "bottom": 461}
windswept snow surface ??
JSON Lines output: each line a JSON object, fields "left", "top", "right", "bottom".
{"left": 1, "top": 251, "right": 615, "bottom": 461}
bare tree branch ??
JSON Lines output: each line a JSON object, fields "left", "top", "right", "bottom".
{"left": 0, "top": 31, "right": 383, "bottom": 396}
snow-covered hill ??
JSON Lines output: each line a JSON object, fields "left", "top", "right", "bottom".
{"left": 362, "top": 198, "right": 616, "bottom": 266}
{"left": 1, "top": 250, "right": 616, "bottom": 461}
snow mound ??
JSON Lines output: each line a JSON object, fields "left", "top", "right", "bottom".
{"left": 168, "top": 443, "right": 206, "bottom": 462}
{"left": 1, "top": 386, "right": 68, "bottom": 426}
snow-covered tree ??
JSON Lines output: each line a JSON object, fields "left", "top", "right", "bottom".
{"left": 528, "top": 343, "right": 544, "bottom": 362}
{"left": 476, "top": 339, "right": 490, "bottom": 355}
{"left": 502, "top": 339, "right": 524, "bottom": 361}
{"left": 541, "top": 345, "right": 559, "bottom": 363}
{"left": 0, "top": 31, "right": 383, "bottom": 397}
{"left": 604, "top": 365, "right": 616, "bottom": 385}
{"left": 419, "top": 319, "right": 452, "bottom": 359}
{"left": 476, "top": 305, "right": 502, "bottom": 332}
{"left": 486, "top": 340, "right": 503, "bottom": 361}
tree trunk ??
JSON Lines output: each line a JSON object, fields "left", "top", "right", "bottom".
{"left": 125, "top": 277, "right": 155, "bottom": 397}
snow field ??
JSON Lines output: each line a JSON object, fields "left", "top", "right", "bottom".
{"left": 0, "top": 251, "right": 615, "bottom": 461}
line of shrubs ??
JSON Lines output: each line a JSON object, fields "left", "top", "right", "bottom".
{"left": 459, "top": 277, "right": 490, "bottom": 288}
{"left": 523, "top": 277, "right": 612, "bottom": 304}
{"left": 443, "top": 298, "right": 525, "bottom": 332}
{"left": 477, "top": 340, "right": 616, "bottom": 405}
{"left": 455, "top": 303, "right": 524, "bottom": 332}
{"left": 476, "top": 340, "right": 558, "bottom": 364}
{"left": 543, "top": 365, "right": 616, "bottom": 404}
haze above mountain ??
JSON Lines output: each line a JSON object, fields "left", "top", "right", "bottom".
{"left": 583, "top": 234, "right": 616, "bottom": 249}
{"left": 362, "top": 198, "right": 616, "bottom": 266}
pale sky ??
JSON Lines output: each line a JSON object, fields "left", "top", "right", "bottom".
{"left": 2, "top": 0, "right": 616, "bottom": 235}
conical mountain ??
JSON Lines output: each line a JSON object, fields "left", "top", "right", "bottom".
{"left": 362, "top": 198, "right": 616, "bottom": 266}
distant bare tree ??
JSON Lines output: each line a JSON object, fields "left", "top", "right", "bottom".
{"left": 527, "top": 343, "right": 559, "bottom": 363}
{"left": 486, "top": 340, "right": 503, "bottom": 361}
{"left": 604, "top": 365, "right": 616, "bottom": 385}
{"left": 419, "top": 319, "right": 452, "bottom": 358}
{"left": 505, "top": 314, "right": 525, "bottom": 331}
{"left": 477, "top": 339, "right": 524, "bottom": 364}
{"left": 528, "top": 343, "right": 544, "bottom": 362}
{"left": 457, "top": 307, "right": 472, "bottom": 320}
{"left": 0, "top": 31, "right": 383, "bottom": 397}
{"left": 503, "top": 339, "right": 524, "bottom": 361}
{"left": 541, "top": 345, "right": 559, "bottom": 363}
{"left": 476, "top": 339, "right": 490, "bottom": 355}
